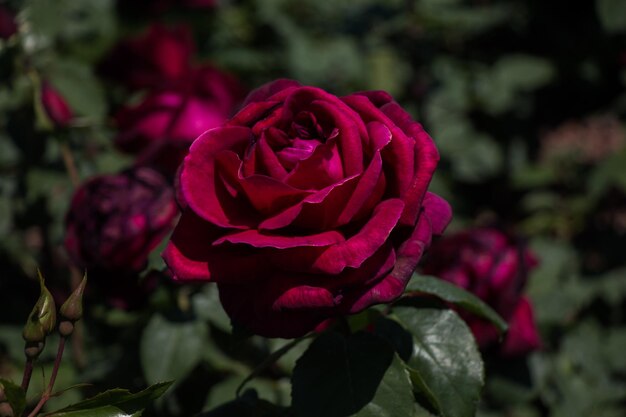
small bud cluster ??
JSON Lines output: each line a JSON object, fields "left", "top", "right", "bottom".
{"left": 21, "top": 270, "right": 86, "bottom": 359}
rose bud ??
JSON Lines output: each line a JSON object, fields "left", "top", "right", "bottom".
{"left": 64, "top": 167, "right": 178, "bottom": 274}
{"left": 0, "top": 6, "right": 17, "bottom": 40}
{"left": 114, "top": 65, "right": 244, "bottom": 176}
{"left": 41, "top": 82, "right": 73, "bottom": 128}
{"left": 421, "top": 228, "right": 542, "bottom": 356}
{"left": 99, "top": 24, "right": 194, "bottom": 91}
{"left": 163, "top": 79, "right": 452, "bottom": 338}
{"left": 23, "top": 271, "right": 56, "bottom": 358}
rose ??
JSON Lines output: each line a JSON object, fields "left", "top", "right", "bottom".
{"left": 163, "top": 79, "right": 452, "bottom": 338}
{"left": 65, "top": 167, "right": 178, "bottom": 273}
{"left": 114, "top": 66, "right": 244, "bottom": 176}
{"left": 421, "top": 228, "right": 541, "bottom": 356}
{"left": 99, "top": 24, "right": 194, "bottom": 91}
{"left": 41, "top": 81, "right": 73, "bottom": 128}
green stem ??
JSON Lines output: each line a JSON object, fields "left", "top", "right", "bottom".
{"left": 20, "top": 358, "right": 34, "bottom": 394}
{"left": 25, "top": 337, "right": 66, "bottom": 417}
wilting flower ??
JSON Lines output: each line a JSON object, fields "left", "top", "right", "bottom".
{"left": 99, "top": 24, "right": 195, "bottom": 91}
{"left": 114, "top": 65, "right": 244, "bottom": 176}
{"left": 65, "top": 167, "right": 178, "bottom": 273}
{"left": 41, "top": 82, "right": 73, "bottom": 128}
{"left": 421, "top": 228, "right": 541, "bottom": 356}
{"left": 163, "top": 79, "right": 452, "bottom": 338}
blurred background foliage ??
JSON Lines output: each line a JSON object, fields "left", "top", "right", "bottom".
{"left": 0, "top": 0, "right": 625, "bottom": 416}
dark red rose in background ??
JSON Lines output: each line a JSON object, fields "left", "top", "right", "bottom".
{"left": 65, "top": 167, "right": 178, "bottom": 273}
{"left": 114, "top": 65, "right": 244, "bottom": 176}
{"left": 41, "top": 82, "right": 73, "bottom": 128}
{"left": 163, "top": 79, "right": 452, "bottom": 338}
{"left": 421, "top": 228, "right": 541, "bottom": 356}
{"left": 0, "top": 6, "right": 17, "bottom": 40}
{"left": 99, "top": 24, "right": 194, "bottom": 91}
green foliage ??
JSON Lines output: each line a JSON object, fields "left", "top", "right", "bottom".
{"left": 393, "top": 305, "right": 484, "bottom": 417}
{"left": 140, "top": 314, "right": 208, "bottom": 386}
{"left": 44, "top": 382, "right": 173, "bottom": 416}
{"left": 0, "top": 378, "right": 26, "bottom": 416}
{"left": 405, "top": 274, "right": 508, "bottom": 332}
{"left": 291, "top": 331, "right": 395, "bottom": 417}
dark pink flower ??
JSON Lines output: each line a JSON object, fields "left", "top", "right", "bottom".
{"left": 99, "top": 24, "right": 195, "bottom": 91}
{"left": 65, "top": 167, "right": 178, "bottom": 273}
{"left": 421, "top": 228, "right": 541, "bottom": 356}
{"left": 0, "top": 6, "right": 17, "bottom": 40}
{"left": 114, "top": 65, "right": 244, "bottom": 176}
{"left": 41, "top": 82, "right": 73, "bottom": 128}
{"left": 163, "top": 79, "right": 452, "bottom": 338}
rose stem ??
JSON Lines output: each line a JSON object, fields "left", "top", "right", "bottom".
{"left": 59, "top": 141, "right": 86, "bottom": 369}
{"left": 69, "top": 267, "right": 86, "bottom": 369}
{"left": 25, "top": 337, "right": 66, "bottom": 417}
{"left": 60, "top": 141, "right": 80, "bottom": 188}
{"left": 20, "top": 358, "right": 34, "bottom": 393}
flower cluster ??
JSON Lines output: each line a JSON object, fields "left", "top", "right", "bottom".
{"left": 100, "top": 24, "right": 244, "bottom": 176}
{"left": 63, "top": 21, "right": 243, "bottom": 307}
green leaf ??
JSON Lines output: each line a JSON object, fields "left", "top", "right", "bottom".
{"left": 405, "top": 274, "right": 508, "bottom": 333}
{"left": 140, "top": 314, "right": 208, "bottom": 385}
{"left": 47, "top": 60, "right": 107, "bottom": 124}
{"left": 0, "top": 378, "right": 26, "bottom": 416}
{"left": 353, "top": 355, "right": 418, "bottom": 417}
{"left": 44, "top": 381, "right": 172, "bottom": 416}
{"left": 192, "top": 285, "right": 231, "bottom": 332}
{"left": 394, "top": 305, "right": 484, "bottom": 417}
{"left": 292, "top": 331, "right": 394, "bottom": 417}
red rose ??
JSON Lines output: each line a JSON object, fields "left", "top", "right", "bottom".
{"left": 114, "top": 66, "right": 244, "bottom": 176}
{"left": 99, "top": 24, "right": 194, "bottom": 91}
{"left": 163, "top": 79, "right": 452, "bottom": 338}
{"left": 41, "top": 82, "right": 73, "bottom": 128}
{"left": 65, "top": 167, "right": 178, "bottom": 273}
{"left": 421, "top": 228, "right": 541, "bottom": 356}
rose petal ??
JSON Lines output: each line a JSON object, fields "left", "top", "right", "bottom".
{"left": 214, "top": 229, "right": 344, "bottom": 249}
{"left": 347, "top": 209, "right": 433, "bottom": 312}
{"left": 381, "top": 102, "right": 440, "bottom": 225}
{"left": 242, "top": 79, "right": 302, "bottom": 106}
{"left": 181, "top": 126, "right": 254, "bottom": 228}
{"left": 162, "top": 211, "right": 220, "bottom": 281}
{"left": 501, "top": 297, "right": 542, "bottom": 356}
{"left": 311, "top": 199, "right": 404, "bottom": 274}
{"left": 422, "top": 192, "right": 453, "bottom": 235}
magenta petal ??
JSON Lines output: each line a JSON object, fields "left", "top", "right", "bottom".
{"left": 213, "top": 229, "right": 344, "bottom": 248}
{"left": 285, "top": 140, "right": 344, "bottom": 190}
{"left": 348, "top": 209, "right": 433, "bottom": 312}
{"left": 259, "top": 174, "right": 359, "bottom": 230}
{"left": 181, "top": 126, "right": 253, "bottom": 228}
{"left": 352, "top": 90, "right": 394, "bottom": 107}
{"left": 312, "top": 199, "right": 404, "bottom": 274}
{"left": 308, "top": 100, "right": 365, "bottom": 176}
{"left": 422, "top": 192, "right": 452, "bottom": 235}
{"left": 272, "top": 285, "right": 337, "bottom": 310}
{"left": 336, "top": 151, "right": 384, "bottom": 226}
{"left": 163, "top": 211, "right": 221, "bottom": 281}
{"left": 501, "top": 297, "right": 542, "bottom": 356}
{"left": 381, "top": 102, "right": 441, "bottom": 225}
{"left": 242, "top": 79, "right": 302, "bottom": 106}
{"left": 239, "top": 174, "right": 310, "bottom": 215}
